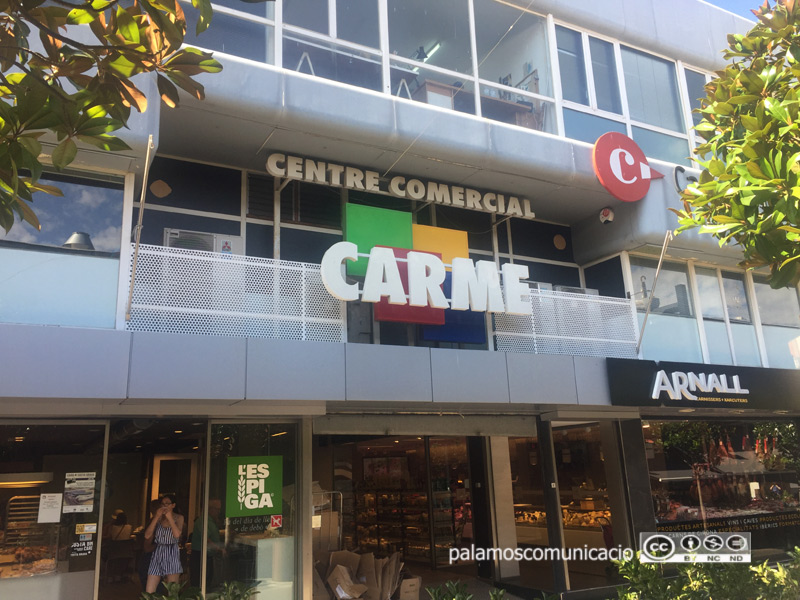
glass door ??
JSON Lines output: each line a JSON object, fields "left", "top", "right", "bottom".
{"left": 203, "top": 423, "right": 298, "bottom": 600}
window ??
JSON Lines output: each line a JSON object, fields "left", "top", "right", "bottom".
{"left": 388, "top": 0, "right": 473, "bottom": 74}
{"left": 620, "top": 46, "right": 684, "bottom": 133}
{"left": 556, "top": 26, "right": 588, "bottom": 105}
{"left": 684, "top": 68, "right": 708, "bottom": 128}
{"left": 644, "top": 419, "right": 800, "bottom": 560}
{"left": 695, "top": 268, "right": 761, "bottom": 367}
{"left": 0, "top": 174, "right": 124, "bottom": 328}
{"left": 589, "top": 37, "right": 621, "bottom": 114}
{"left": 205, "top": 423, "right": 298, "bottom": 596}
{"left": 753, "top": 276, "right": 800, "bottom": 369}
{"left": 0, "top": 424, "right": 106, "bottom": 582}
{"left": 629, "top": 257, "right": 703, "bottom": 362}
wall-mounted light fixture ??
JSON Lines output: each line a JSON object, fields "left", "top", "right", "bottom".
{"left": 0, "top": 472, "right": 53, "bottom": 488}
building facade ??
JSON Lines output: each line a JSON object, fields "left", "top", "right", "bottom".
{"left": 2, "top": 1, "right": 800, "bottom": 599}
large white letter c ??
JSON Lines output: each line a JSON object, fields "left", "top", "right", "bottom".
{"left": 610, "top": 148, "right": 637, "bottom": 184}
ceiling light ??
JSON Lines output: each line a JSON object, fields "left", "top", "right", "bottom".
{"left": 678, "top": 408, "right": 695, "bottom": 413}
{"left": 174, "top": 430, "right": 183, "bottom": 434}
{"left": 271, "top": 431, "right": 287, "bottom": 437}
{"left": 149, "top": 180, "right": 172, "bottom": 198}
{"left": 14, "top": 437, "right": 24, "bottom": 442}
{"left": 0, "top": 472, "right": 53, "bottom": 488}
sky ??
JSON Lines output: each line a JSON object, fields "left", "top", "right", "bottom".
{"left": 704, "top": 0, "right": 761, "bottom": 20}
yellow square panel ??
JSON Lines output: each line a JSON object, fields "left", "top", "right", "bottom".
{"left": 412, "top": 224, "right": 469, "bottom": 270}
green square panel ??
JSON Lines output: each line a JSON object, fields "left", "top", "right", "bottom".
{"left": 345, "top": 204, "right": 412, "bottom": 276}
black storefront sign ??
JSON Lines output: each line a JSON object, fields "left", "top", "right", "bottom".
{"left": 607, "top": 358, "right": 800, "bottom": 410}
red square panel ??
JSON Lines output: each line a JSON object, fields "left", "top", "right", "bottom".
{"left": 373, "top": 247, "right": 446, "bottom": 325}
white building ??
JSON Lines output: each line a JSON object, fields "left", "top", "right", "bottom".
{"left": 2, "top": 1, "right": 799, "bottom": 599}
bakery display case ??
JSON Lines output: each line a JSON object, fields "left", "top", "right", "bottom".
{"left": 0, "top": 496, "right": 58, "bottom": 579}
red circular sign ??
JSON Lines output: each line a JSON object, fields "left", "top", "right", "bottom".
{"left": 592, "top": 132, "right": 663, "bottom": 202}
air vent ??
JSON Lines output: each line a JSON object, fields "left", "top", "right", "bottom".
{"left": 163, "top": 229, "right": 215, "bottom": 252}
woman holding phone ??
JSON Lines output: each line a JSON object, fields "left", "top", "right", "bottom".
{"left": 144, "top": 494, "right": 184, "bottom": 592}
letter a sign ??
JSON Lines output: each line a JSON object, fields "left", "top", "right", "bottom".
{"left": 592, "top": 132, "right": 664, "bottom": 202}
{"left": 226, "top": 456, "right": 283, "bottom": 518}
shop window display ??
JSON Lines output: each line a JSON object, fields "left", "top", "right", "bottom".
{"left": 0, "top": 424, "right": 105, "bottom": 588}
{"left": 644, "top": 420, "right": 800, "bottom": 556}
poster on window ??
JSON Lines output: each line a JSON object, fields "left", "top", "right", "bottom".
{"left": 226, "top": 456, "right": 283, "bottom": 518}
{"left": 63, "top": 472, "right": 95, "bottom": 513}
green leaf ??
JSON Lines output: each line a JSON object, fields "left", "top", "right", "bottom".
{"left": 52, "top": 138, "right": 76, "bottom": 170}
{"left": 115, "top": 6, "right": 140, "bottom": 44}
{"left": 76, "top": 134, "right": 131, "bottom": 151}
{"left": 765, "top": 98, "right": 791, "bottom": 124}
{"left": 746, "top": 161, "right": 770, "bottom": 180}
{"left": 66, "top": 8, "right": 96, "bottom": 24}
{"left": 191, "top": 0, "right": 213, "bottom": 35}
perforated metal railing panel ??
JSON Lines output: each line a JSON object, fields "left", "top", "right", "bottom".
{"left": 127, "top": 245, "right": 637, "bottom": 356}
{"left": 126, "top": 244, "right": 345, "bottom": 341}
{"left": 493, "top": 289, "right": 639, "bottom": 358}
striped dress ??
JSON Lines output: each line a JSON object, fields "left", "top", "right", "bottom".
{"left": 148, "top": 520, "right": 183, "bottom": 576}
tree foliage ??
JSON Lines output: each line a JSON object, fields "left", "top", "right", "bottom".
{"left": 675, "top": 0, "right": 800, "bottom": 289}
{"left": 0, "top": 0, "right": 222, "bottom": 233}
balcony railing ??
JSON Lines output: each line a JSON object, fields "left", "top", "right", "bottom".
{"left": 126, "top": 245, "right": 639, "bottom": 358}
{"left": 125, "top": 244, "right": 346, "bottom": 342}
{"left": 493, "top": 289, "right": 639, "bottom": 359}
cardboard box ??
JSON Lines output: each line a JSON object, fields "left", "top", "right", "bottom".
{"left": 328, "top": 564, "right": 368, "bottom": 600}
{"left": 394, "top": 576, "right": 421, "bottom": 600}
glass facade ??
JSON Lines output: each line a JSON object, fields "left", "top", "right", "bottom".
{"left": 644, "top": 419, "right": 800, "bottom": 558}
{"left": 173, "top": 1, "right": 705, "bottom": 162}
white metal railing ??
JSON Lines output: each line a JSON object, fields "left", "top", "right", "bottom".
{"left": 125, "top": 244, "right": 346, "bottom": 342}
{"left": 126, "top": 245, "right": 638, "bottom": 357}
{"left": 493, "top": 288, "right": 639, "bottom": 359}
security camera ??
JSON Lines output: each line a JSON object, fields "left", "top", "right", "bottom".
{"left": 599, "top": 207, "right": 614, "bottom": 225}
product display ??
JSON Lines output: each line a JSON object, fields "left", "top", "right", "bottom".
{"left": 0, "top": 496, "right": 58, "bottom": 579}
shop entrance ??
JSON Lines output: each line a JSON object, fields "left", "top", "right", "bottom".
{"left": 98, "top": 419, "right": 207, "bottom": 600}
{"left": 312, "top": 434, "right": 487, "bottom": 594}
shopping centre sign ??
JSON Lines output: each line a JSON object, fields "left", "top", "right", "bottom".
{"left": 321, "top": 241, "right": 532, "bottom": 315}
{"left": 593, "top": 133, "right": 664, "bottom": 202}
{"left": 266, "top": 153, "right": 536, "bottom": 220}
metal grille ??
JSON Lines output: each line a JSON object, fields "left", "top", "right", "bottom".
{"left": 126, "top": 244, "right": 345, "bottom": 341}
{"left": 494, "top": 288, "right": 639, "bottom": 358}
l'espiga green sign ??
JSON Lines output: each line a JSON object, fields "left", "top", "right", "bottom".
{"left": 226, "top": 456, "right": 282, "bottom": 518}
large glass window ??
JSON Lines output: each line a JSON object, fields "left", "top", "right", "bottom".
{"left": 206, "top": 423, "right": 298, "bottom": 598}
{"left": 629, "top": 257, "right": 703, "bottom": 362}
{"left": 621, "top": 46, "right": 684, "bottom": 133}
{"left": 556, "top": 26, "right": 588, "bottom": 106}
{"left": 388, "top": 0, "right": 472, "bottom": 74}
{"left": 0, "top": 173, "right": 124, "bottom": 329}
{"left": 474, "top": 1, "right": 552, "bottom": 98}
{"left": 589, "top": 37, "right": 621, "bottom": 114}
{"left": 695, "top": 268, "right": 761, "bottom": 367}
{"left": 753, "top": 276, "right": 800, "bottom": 369}
{"left": 684, "top": 68, "right": 707, "bottom": 128}
{"left": 644, "top": 419, "right": 800, "bottom": 560}
{"left": 0, "top": 423, "right": 106, "bottom": 587}
{"left": 284, "top": 33, "right": 382, "bottom": 92}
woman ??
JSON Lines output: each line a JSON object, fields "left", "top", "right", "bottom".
{"left": 144, "top": 494, "right": 184, "bottom": 592}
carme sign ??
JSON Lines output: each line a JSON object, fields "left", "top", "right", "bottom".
{"left": 592, "top": 132, "right": 664, "bottom": 202}
{"left": 226, "top": 456, "right": 283, "bottom": 518}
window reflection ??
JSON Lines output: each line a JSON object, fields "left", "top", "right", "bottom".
{"left": 645, "top": 419, "right": 800, "bottom": 559}
{"left": 589, "top": 37, "right": 621, "bottom": 114}
{"left": 556, "top": 26, "right": 588, "bottom": 106}
{"left": 0, "top": 174, "right": 123, "bottom": 253}
{"left": 474, "top": 1, "right": 552, "bottom": 98}
{"left": 753, "top": 276, "right": 800, "bottom": 369}
{"left": 621, "top": 47, "right": 684, "bottom": 133}
{"left": 630, "top": 257, "right": 703, "bottom": 362}
{"left": 388, "top": 0, "right": 473, "bottom": 74}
